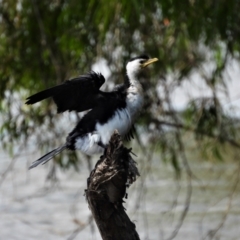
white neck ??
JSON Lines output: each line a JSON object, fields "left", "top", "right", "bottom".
{"left": 125, "top": 62, "right": 144, "bottom": 115}
{"left": 126, "top": 61, "right": 142, "bottom": 85}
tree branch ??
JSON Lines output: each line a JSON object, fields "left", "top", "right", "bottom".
{"left": 85, "top": 130, "right": 140, "bottom": 240}
{"left": 154, "top": 119, "right": 240, "bottom": 149}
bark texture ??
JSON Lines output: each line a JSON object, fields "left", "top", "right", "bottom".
{"left": 86, "top": 130, "right": 140, "bottom": 240}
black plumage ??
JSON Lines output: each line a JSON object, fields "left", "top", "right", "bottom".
{"left": 26, "top": 72, "right": 105, "bottom": 113}
{"left": 27, "top": 55, "right": 158, "bottom": 169}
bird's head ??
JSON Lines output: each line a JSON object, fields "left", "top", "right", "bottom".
{"left": 126, "top": 55, "right": 158, "bottom": 81}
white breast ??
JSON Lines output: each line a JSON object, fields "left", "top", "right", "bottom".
{"left": 126, "top": 84, "right": 144, "bottom": 121}
{"left": 96, "top": 108, "right": 132, "bottom": 145}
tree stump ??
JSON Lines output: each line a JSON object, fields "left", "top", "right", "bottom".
{"left": 85, "top": 130, "right": 140, "bottom": 240}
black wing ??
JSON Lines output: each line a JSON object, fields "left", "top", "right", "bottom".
{"left": 25, "top": 72, "right": 105, "bottom": 113}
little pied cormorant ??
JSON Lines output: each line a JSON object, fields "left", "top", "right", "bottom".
{"left": 27, "top": 55, "right": 158, "bottom": 169}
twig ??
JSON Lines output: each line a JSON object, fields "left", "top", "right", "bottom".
{"left": 30, "top": 0, "right": 62, "bottom": 81}
{"left": 154, "top": 119, "right": 240, "bottom": 149}
{"left": 164, "top": 82, "right": 193, "bottom": 240}
{"left": 203, "top": 162, "right": 240, "bottom": 240}
{"left": 0, "top": 143, "right": 26, "bottom": 186}
{"left": 67, "top": 216, "right": 93, "bottom": 240}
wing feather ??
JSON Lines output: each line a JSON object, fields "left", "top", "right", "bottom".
{"left": 26, "top": 72, "right": 105, "bottom": 113}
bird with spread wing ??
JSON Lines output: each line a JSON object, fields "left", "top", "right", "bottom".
{"left": 26, "top": 55, "right": 158, "bottom": 169}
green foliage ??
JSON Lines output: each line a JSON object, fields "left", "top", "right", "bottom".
{"left": 0, "top": 0, "right": 240, "bottom": 169}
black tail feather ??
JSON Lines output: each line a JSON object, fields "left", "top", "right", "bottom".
{"left": 29, "top": 145, "right": 67, "bottom": 169}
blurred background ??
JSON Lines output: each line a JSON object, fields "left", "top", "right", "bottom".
{"left": 0, "top": 0, "right": 240, "bottom": 239}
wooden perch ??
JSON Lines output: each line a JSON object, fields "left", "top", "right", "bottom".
{"left": 85, "top": 130, "right": 140, "bottom": 240}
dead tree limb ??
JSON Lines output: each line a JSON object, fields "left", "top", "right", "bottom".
{"left": 85, "top": 130, "right": 140, "bottom": 240}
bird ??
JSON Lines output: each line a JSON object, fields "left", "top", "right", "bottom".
{"left": 26, "top": 55, "right": 158, "bottom": 169}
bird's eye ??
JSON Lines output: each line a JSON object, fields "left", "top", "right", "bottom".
{"left": 140, "top": 60, "right": 145, "bottom": 64}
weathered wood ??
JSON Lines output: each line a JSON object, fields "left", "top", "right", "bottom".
{"left": 86, "top": 130, "right": 140, "bottom": 240}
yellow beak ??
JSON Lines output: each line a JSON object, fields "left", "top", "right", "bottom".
{"left": 141, "top": 58, "right": 158, "bottom": 68}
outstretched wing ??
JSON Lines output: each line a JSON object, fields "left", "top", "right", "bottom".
{"left": 25, "top": 71, "right": 105, "bottom": 113}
